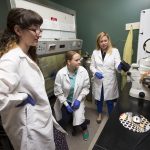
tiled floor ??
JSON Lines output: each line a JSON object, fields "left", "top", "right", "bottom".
{"left": 66, "top": 101, "right": 108, "bottom": 150}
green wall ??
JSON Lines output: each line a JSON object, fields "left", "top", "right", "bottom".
{"left": 50, "top": 0, "right": 150, "bottom": 62}
{"left": 0, "top": 0, "right": 11, "bottom": 31}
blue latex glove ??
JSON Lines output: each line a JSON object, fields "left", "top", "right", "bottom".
{"left": 66, "top": 105, "right": 73, "bottom": 113}
{"left": 72, "top": 99, "right": 80, "bottom": 110}
{"left": 95, "top": 72, "right": 104, "bottom": 79}
{"left": 16, "top": 94, "right": 36, "bottom": 107}
{"left": 118, "top": 62, "right": 123, "bottom": 71}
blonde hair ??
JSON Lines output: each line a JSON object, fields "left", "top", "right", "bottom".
{"left": 96, "top": 32, "right": 112, "bottom": 54}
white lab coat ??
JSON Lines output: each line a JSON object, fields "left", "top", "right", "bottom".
{"left": 90, "top": 48, "right": 121, "bottom": 101}
{"left": 54, "top": 66, "right": 90, "bottom": 126}
{"left": 0, "top": 47, "right": 65, "bottom": 150}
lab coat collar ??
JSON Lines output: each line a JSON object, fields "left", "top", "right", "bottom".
{"left": 66, "top": 67, "right": 78, "bottom": 77}
{"left": 97, "top": 49, "right": 110, "bottom": 62}
{"left": 17, "top": 47, "right": 44, "bottom": 82}
{"left": 63, "top": 65, "right": 84, "bottom": 75}
{"left": 63, "top": 66, "right": 71, "bottom": 83}
{"left": 63, "top": 66, "right": 84, "bottom": 83}
{"left": 61, "top": 66, "right": 86, "bottom": 96}
{"left": 97, "top": 50, "right": 102, "bottom": 60}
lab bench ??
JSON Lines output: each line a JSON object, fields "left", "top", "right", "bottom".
{"left": 93, "top": 83, "right": 150, "bottom": 150}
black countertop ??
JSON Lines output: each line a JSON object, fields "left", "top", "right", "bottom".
{"left": 93, "top": 83, "right": 150, "bottom": 150}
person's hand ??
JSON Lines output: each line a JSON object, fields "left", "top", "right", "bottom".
{"left": 16, "top": 95, "right": 36, "bottom": 107}
{"left": 118, "top": 62, "right": 123, "bottom": 71}
{"left": 72, "top": 99, "right": 80, "bottom": 110}
{"left": 95, "top": 72, "right": 104, "bottom": 79}
{"left": 66, "top": 105, "right": 74, "bottom": 113}
{"left": 118, "top": 61, "right": 130, "bottom": 72}
{"left": 63, "top": 101, "right": 73, "bottom": 113}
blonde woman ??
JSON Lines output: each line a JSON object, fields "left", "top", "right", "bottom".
{"left": 90, "top": 32, "right": 122, "bottom": 123}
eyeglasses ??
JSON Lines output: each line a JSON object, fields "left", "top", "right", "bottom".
{"left": 27, "top": 28, "right": 43, "bottom": 34}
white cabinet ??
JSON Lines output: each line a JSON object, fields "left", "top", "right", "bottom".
{"left": 137, "top": 9, "right": 150, "bottom": 62}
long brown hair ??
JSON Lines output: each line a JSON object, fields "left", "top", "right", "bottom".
{"left": 0, "top": 8, "right": 43, "bottom": 62}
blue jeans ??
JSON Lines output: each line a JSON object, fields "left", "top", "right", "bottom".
{"left": 97, "top": 85, "right": 116, "bottom": 115}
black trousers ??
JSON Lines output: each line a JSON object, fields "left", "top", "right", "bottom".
{"left": 58, "top": 104, "right": 87, "bottom": 131}
{"left": 0, "top": 117, "right": 14, "bottom": 150}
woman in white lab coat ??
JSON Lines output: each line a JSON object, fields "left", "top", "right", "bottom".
{"left": 54, "top": 51, "right": 90, "bottom": 140}
{"left": 0, "top": 8, "right": 68, "bottom": 150}
{"left": 90, "top": 32, "right": 122, "bottom": 124}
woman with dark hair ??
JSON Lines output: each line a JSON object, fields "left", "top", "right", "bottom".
{"left": 54, "top": 51, "right": 90, "bottom": 141}
{"left": 0, "top": 8, "right": 68, "bottom": 150}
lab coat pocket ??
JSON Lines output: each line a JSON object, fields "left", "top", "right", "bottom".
{"left": 93, "top": 77, "right": 103, "bottom": 87}
{"left": 28, "top": 105, "right": 51, "bottom": 129}
{"left": 28, "top": 139, "right": 55, "bottom": 150}
{"left": 92, "top": 77, "right": 103, "bottom": 100}
{"left": 95, "top": 56, "right": 103, "bottom": 66}
{"left": 25, "top": 105, "right": 35, "bottom": 126}
{"left": 26, "top": 118, "right": 54, "bottom": 149}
